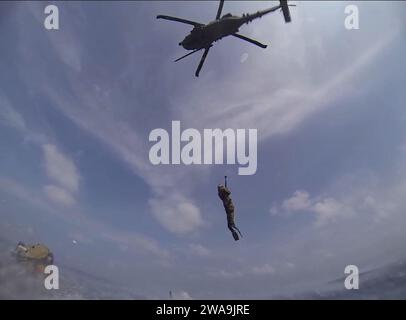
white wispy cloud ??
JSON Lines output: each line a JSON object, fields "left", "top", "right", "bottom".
{"left": 251, "top": 264, "right": 276, "bottom": 276}
{"left": 100, "top": 228, "right": 169, "bottom": 260}
{"left": 312, "top": 197, "right": 346, "bottom": 227}
{"left": 149, "top": 193, "right": 203, "bottom": 235}
{"left": 42, "top": 143, "right": 81, "bottom": 207}
{"left": 171, "top": 290, "right": 193, "bottom": 300}
{"left": 282, "top": 190, "right": 311, "bottom": 212}
{"left": 0, "top": 94, "right": 81, "bottom": 209}
{"left": 188, "top": 243, "right": 211, "bottom": 257}
{"left": 42, "top": 144, "right": 80, "bottom": 193}
{"left": 0, "top": 177, "right": 55, "bottom": 215}
{"left": 0, "top": 91, "right": 82, "bottom": 210}
{"left": 209, "top": 263, "right": 276, "bottom": 279}
{"left": 208, "top": 269, "right": 244, "bottom": 279}
{"left": 0, "top": 93, "right": 46, "bottom": 144}
{"left": 27, "top": 2, "right": 84, "bottom": 72}
{"left": 0, "top": 95, "right": 26, "bottom": 132}
{"left": 271, "top": 189, "right": 353, "bottom": 226}
{"left": 44, "top": 184, "right": 76, "bottom": 207}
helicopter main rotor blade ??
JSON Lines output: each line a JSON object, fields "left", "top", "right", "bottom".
{"left": 232, "top": 34, "right": 268, "bottom": 49}
{"left": 280, "top": 1, "right": 296, "bottom": 23}
{"left": 174, "top": 49, "right": 202, "bottom": 62}
{"left": 195, "top": 47, "right": 211, "bottom": 77}
{"left": 215, "top": 0, "right": 225, "bottom": 20}
{"left": 156, "top": 15, "right": 203, "bottom": 27}
{"left": 242, "top": 5, "right": 281, "bottom": 24}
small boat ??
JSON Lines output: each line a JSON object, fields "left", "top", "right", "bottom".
{"left": 13, "top": 242, "right": 54, "bottom": 274}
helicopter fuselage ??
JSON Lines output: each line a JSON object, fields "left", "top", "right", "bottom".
{"left": 180, "top": 15, "right": 245, "bottom": 50}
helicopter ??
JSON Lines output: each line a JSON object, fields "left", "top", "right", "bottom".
{"left": 157, "top": 0, "right": 295, "bottom": 77}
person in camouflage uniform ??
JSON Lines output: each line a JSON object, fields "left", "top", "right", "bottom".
{"left": 218, "top": 177, "right": 242, "bottom": 241}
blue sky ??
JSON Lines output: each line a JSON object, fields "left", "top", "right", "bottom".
{"left": 1, "top": 1, "right": 406, "bottom": 299}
